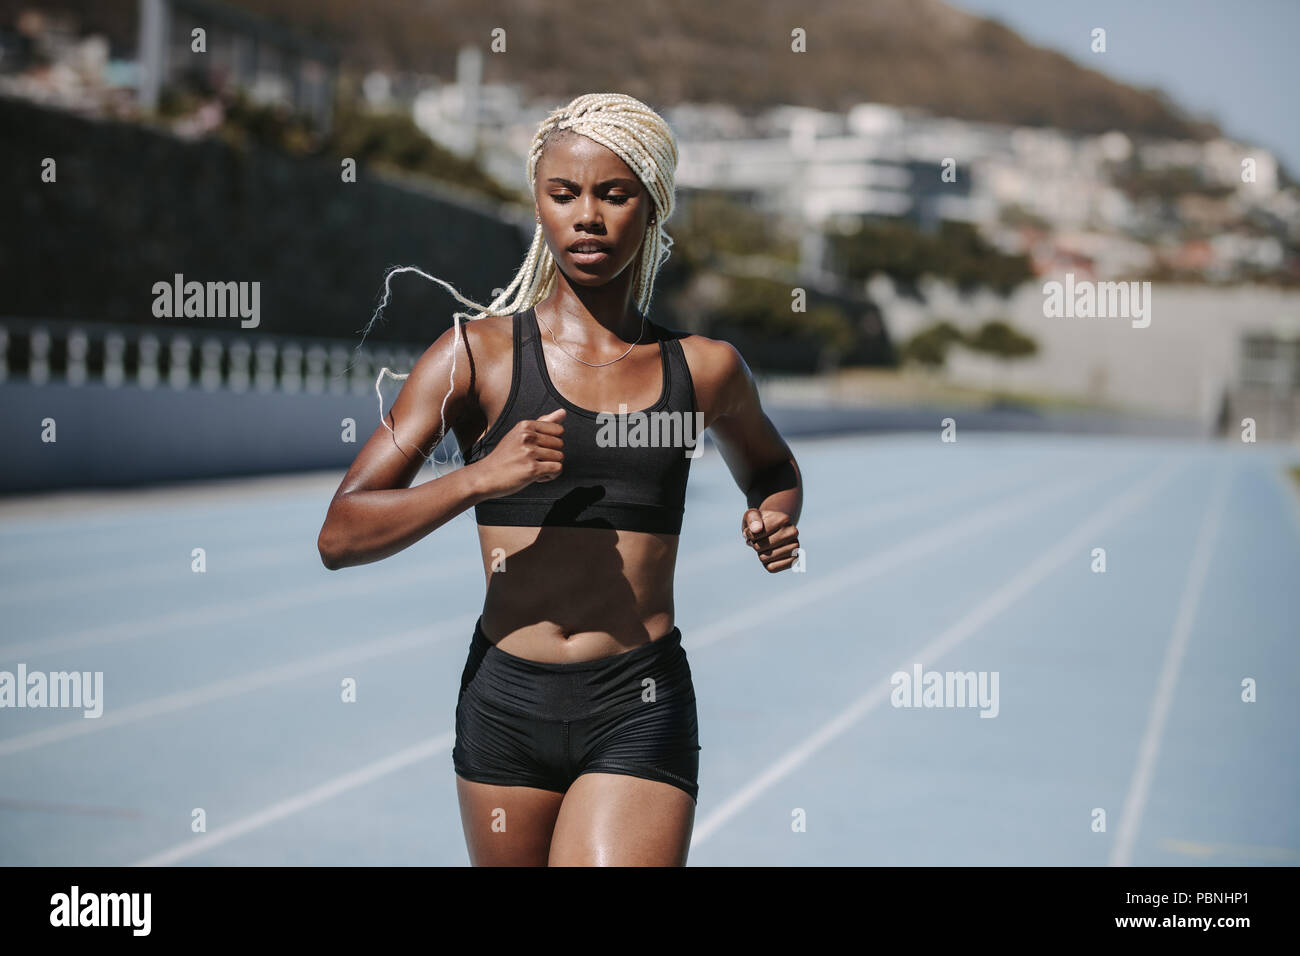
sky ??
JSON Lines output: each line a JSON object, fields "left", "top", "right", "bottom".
{"left": 951, "top": 0, "right": 1299, "bottom": 173}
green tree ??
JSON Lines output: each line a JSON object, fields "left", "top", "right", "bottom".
{"left": 965, "top": 319, "right": 1038, "bottom": 395}
{"left": 900, "top": 320, "right": 964, "bottom": 368}
{"left": 829, "top": 219, "right": 1034, "bottom": 295}
{"left": 966, "top": 319, "right": 1038, "bottom": 359}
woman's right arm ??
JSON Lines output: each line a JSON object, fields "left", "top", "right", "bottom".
{"left": 316, "top": 321, "right": 565, "bottom": 570}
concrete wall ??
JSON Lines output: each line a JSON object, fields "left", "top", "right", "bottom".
{"left": 0, "top": 378, "right": 423, "bottom": 493}
{"left": 872, "top": 274, "right": 1300, "bottom": 431}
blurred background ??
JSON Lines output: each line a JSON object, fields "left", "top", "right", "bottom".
{"left": 2, "top": 0, "right": 1299, "bottom": 490}
{"left": 1, "top": 0, "right": 1297, "bottom": 867}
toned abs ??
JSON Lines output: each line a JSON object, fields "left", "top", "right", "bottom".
{"left": 451, "top": 314, "right": 707, "bottom": 663}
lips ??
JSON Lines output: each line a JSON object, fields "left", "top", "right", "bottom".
{"left": 568, "top": 241, "right": 611, "bottom": 253}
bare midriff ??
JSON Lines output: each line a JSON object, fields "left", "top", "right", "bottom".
{"left": 475, "top": 524, "right": 679, "bottom": 663}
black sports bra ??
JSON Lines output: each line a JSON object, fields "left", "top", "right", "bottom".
{"left": 462, "top": 307, "right": 699, "bottom": 534}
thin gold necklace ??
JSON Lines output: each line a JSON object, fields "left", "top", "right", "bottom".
{"left": 534, "top": 305, "right": 647, "bottom": 368}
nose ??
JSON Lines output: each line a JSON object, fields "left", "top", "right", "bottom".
{"left": 575, "top": 194, "right": 604, "bottom": 229}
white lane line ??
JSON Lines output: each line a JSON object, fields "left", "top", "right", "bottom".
{"left": 0, "top": 469, "right": 347, "bottom": 525}
{"left": 65, "top": 468, "right": 1102, "bottom": 863}
{"left": 688, "top": 462, "right": 1121, "bottom": 650}
{"left": 689, "top": 459, "right": 1185, "bottom": 850}
{"left": 0, "top": 459, "right": 1077, "bottom": 754}
{"left": 0, "top": 541, "right": 382, "bottom": 606}
{"left": 3, "top": 454, "right": 1083, "bottom": 661}
{"left": 0, "top": 512, "right": 484, "bottom": 605}
{"left": 131, "top": 731, "right": 455, "bottom": 867}
{"left": 8, "top": 462, "right": 1012, "bottom": 605}
{"left": 0, "top": 613, "right": 478, "bottom": 756}
{"left": 679, "top": 456, "right": 1093, "bottom": 574}
{"left": 1109, "top": 463, "right": 1233, "bottom": 867}
{"left": 0, "top": 554, "right": 475, "bottom": 661}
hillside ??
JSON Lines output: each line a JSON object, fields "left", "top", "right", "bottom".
{"left": 7, "top": 0, "right": 1219, "bottom": 141}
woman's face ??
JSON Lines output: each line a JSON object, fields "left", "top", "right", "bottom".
{"left": 534, "top": 132, "right": 654, "bottom": 286}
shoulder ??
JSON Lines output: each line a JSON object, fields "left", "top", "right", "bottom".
{"left": 669, "top": 328, "right": 748, "bottom": 385}
{"left": 407, "top": 312, "right": 516, "bottom": 397}
{"left": 659, "top": 327, "right": 752, "bottom": 422}
{"left": 461, "top": 311, "right": 516, "bottom": 364}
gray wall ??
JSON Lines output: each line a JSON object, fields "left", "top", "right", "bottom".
{"left": 1, "top": 379, "right": 426, "bottom": 492}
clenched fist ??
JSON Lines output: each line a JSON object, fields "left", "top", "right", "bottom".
{"left": 742, "top": 507, "right": 800, "bottom": 573}
{"left": 478, "top": 408, "right": 566, "bottom": 498}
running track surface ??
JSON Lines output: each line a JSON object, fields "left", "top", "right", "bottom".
{"left": 1, "top": 432, "right": 1297, "bottom": 866}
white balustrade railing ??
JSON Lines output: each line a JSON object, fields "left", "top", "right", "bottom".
{"left": 0, "top": 320, "right": 430, "bottom": 396}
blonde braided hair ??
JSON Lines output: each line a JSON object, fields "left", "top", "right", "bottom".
{"left": 363, "top": 92, "right": 679, "bottom": 470}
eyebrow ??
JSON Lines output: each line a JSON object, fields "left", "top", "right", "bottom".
{"left": 546, "top": 177, "right": 639, "bottom": 189}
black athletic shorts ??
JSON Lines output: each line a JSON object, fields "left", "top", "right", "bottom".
{"left": 452, "top": 617, "right": 701, "bottom": 801}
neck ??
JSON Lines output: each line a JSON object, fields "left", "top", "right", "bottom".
{"left": 537, "top": 269, "right": 644, "bottom": 344}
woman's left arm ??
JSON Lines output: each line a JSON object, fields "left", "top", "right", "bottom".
{"left": 691, "top": 338, "right": 803, "bottom": 573}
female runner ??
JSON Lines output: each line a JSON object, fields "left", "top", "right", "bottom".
{"left": 318, "top": 93, "right": 803, "bottom": 866}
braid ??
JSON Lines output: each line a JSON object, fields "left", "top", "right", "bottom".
{"left": 361, "top": 93, "right": 679, "bottom": 472}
